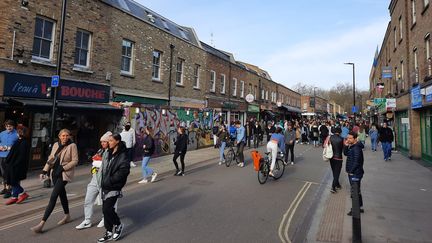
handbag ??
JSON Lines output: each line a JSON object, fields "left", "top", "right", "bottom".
{"left": 322, "top": 136, "right": 333, "bottom": 161}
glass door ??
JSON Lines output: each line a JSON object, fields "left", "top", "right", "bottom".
{"left": 421, "top": 109, "right": 432, "bottom": 164}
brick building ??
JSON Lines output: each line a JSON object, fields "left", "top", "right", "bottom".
{"left": 300, "top": 96, "right": 330, "bottom": 118}
{"left": 369, "top": 0, "right": 432, "bottom": 163}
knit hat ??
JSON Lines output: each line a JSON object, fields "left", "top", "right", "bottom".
{"left": 100, "top": 131, "right": 112, "bottom": 142}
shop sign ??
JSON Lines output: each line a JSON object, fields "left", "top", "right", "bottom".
{"left": 4, "top": 72, "right": 110, "bottom": 103}
{"left": 411, "top": 85, "right": 422, "bottom": 109}
{"left": 222, "top": 101, "right": 238, "bottom": 109}
{"left": 401, "top": 118, "right": 409, "bottom": 125}
{"left": 426, "top": 85, "right": 432, "bottom": 103}
{"left": 248, "top": 105, "right": 260, "bottom": 113}
{"left": 382, "top": 66, "right": 392, "bottom": 79}
{"left": 245, "top": 94, "right": 254, "bottom": 103}
{"left": 386, "top": 98, "right": 396, "bottom": 111}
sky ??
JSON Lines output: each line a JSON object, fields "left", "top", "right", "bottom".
{"left": 135, "top": 0, "right": 390, "bottom": 91}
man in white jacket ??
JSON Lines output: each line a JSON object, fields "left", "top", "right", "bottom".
{"left": 120, "top": 122, "right": 137, "bottom": 167}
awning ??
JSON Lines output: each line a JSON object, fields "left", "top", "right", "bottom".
{"left": 7, "top": 98, "right": 122, "bottom": 111}
{"left": 281, "top": 105, "right": 301, "bottom": 113}
{"left": 263, "top": 110, "right": 275, "bottom": 117}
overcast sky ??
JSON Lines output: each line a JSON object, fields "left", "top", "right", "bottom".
{"left": 135, "top": 0, "right": 389, "bottom": 91}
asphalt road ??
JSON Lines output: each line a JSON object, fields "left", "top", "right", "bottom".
{"left": 0, "top": 144, "right": 331, "bottom": 243}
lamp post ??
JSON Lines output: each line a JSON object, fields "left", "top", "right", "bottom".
{"left": 344, "top": 62, "right": 356, "bottom": 115}
{"left": 49, "top": 0, "right": 67, "bottom": 144}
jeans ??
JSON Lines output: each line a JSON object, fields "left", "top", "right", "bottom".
{"left": 11, "top": 182, "right": 24, "bottom": 198}
{"left": 141, "top": 156, "right": 153, "bottom": 178}
{"left": 173, "top": 150, "right": 186, "bottom": 172}
{"left": 285, "top": 143, "right": 295, "bottom": 162}
{"left": 236, "top": 141, "right": 245, "bottom": 163}
{"left": 219, "top": 142, "right": 226, "bottom": 162}
{"left": 371, "top": 137, "right": 377, "bottom": 151}
{"left": 348, "top": 175, "right": 363, "bottom": 208}
{"left": 43, "top": 177, "right": 69, "bottom": 221}
{"left": 266, "top": 142, "right": 278, "bottom": 171}
{"left": 382, "top": 142, "right": 392, "bottom": 160}
{"left": 103, "top": 195, "right": 120, "bottom": 232}
{"left": 329, "top": 159, "right": 342, "bottom": 189}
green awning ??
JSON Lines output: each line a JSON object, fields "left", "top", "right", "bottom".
{"left": 113, "top": 94, "right": 167, "bottom": 105}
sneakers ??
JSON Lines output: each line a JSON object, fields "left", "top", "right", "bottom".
{"left": 330, "top": 188, "right": 336, "bottom": 193}
{"left": 151, "top": 172, "right": 158, "bottom": 183}
{"left": 335, "top": 185, "right": 342, "bottom": 190}
{"left": 97, "top": 231, "right": 113, "bottom": 242}
{"left": 290, "top": 161, "right": 294, "bottom": 165}
{"left": 138, "top": 179, "right": 149, "bottom": 184}
{"left": 130, "top": 161, "right": 137, "bottom": 167}
{"left": 5, "top": 197, "right": 18, "bottom": 205}
{"left": 237, "top": 162, "right": 244, "bottom": 168}
{"left": 97, "top": 218, "right": 105, "bottom": 228}
{"left": 112, "top": 223, "right": 124, "bottom": 241}
{"left": 16, "top": 192, "right": 29, "bottom": 204}
{"left": 283, "top": 161, "right": 289, "bottom": 166}
{"left": 3, "top": 190, "right": 11, "bottom": 199}
{"left": 75, "top": 220, "right": 92, "bottom": 230}
{"left": 175, "top": 171, "right": 184, "bottom": 176}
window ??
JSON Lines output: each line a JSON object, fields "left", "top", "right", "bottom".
{"left": 220, "top": 74, "right": 226, "bottom": 94}
{"left": 424, "top": 0, "right": 430, "bottom": 7}
{"left": 210, "top": 70, "right": 216, "bottom": 92}
{"left": 265, "top": 90, "right": 269, "bottom": 100}
{"left": 399, "top": 16, "right": 403, "bottom": 40}
{"left": 175, "top": 58, "right": 184, "bottom": 85}
{"left": 401, "top": 60, "right": 405, "bottom": 90}
{"left": 161, "top": 19, "right": 170, "bottom": 30}
{"left": 179, "top": 28, "right": 189, "bottom": 40}
{"left": 193, "top": 64, "right": 200, "bottom": 88}
{"left": 152, "top": 50, "right": 162, "bottom": 80}
{"left": 394, "top": 27, "right": 397, "bottom": 49}
{"left": 240, "top": 80, "right": 245, "bottom": 98}
{"left": 232, "top": 78, "right": 237, "bottom": 96}
{"left": 426, "top": 34, "right": 431, "bottom": 75}
{"left": 74, "top": 30, "right": 91, "bottom": 67}
{"left": 254, "top": 85, "right": 257, "bottom": 100}
{"left": 32, "top": 17, "right": 55, "bottom": 60}
{"left": 248, "top": 83, "right": 252, "bottom": 95}
{"left": 414, "top": 47, "right": 419, "bottom": 83}
{"left": 121, "top": 39, "right": 133, "bottom": 74}
{"left": 412, "top": 0, "right": 417, "bottom": 24}
{"left": 261, "top": 89, "right": 265, "bottom": 100}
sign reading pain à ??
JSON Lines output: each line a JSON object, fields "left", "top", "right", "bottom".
{"left": 3, "top": 72, "right": 110, "bottom": 103}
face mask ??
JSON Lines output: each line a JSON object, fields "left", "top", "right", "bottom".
{"left": 125, "top": 125, "right": 131, "bottom": 131}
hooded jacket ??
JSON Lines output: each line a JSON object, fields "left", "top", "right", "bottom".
{"left": 344, "top": 141, "right": 364, "bottom": 179}
{"left": 102, "top": 143, "right": 130, "bottom": 193}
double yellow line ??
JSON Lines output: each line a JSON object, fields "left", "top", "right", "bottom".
{"left": 278, "top": 181, "right": 312, "bottom": 243}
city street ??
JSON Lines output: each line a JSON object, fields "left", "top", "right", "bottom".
{"left": 0, "top": 144, "right": 330, "bottom": 243}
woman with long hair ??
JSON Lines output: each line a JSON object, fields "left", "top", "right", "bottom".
{"left": 138, "top": 127, "right": 157, "bottom": 183}
{"left": 97, "top": 133, "right": 130, "bottom": 242}
{"left": 31, "top": 129, "right": 78, "bottom": 233}
{"left": 173, "top": 126, "right": 188, "bottom": 176}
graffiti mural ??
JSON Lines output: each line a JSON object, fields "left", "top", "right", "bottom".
{"left": 120, "top": 107, "right": 214, "bottom": 161}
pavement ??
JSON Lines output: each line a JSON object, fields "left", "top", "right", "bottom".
{"left": 1, "top": 138, "right": 431, "bottom": 243}
{"left": 306, "top": 140, "right": 432, "bottom": 243}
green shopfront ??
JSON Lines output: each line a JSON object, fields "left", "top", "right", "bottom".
{"left": 395, "top": 110, "right": 410, "bottom": 154}
{"left": 420, "top": 83, "right": 432, "bottom": 164}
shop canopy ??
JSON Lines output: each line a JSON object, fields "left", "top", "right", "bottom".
{"left": 280, "top": 105, "right": 301, "bottom": 113}
{"left": 263, "top": 110, "right": 276, "bottom": 117}
{"left": 7, "top": 98, "right": 122, "bottom": 112}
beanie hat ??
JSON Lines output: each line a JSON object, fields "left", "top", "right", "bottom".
{"left": 100, "top": 131, "right": 112, "bottom": 142}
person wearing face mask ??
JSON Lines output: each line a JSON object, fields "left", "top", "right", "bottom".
{"left": 120, "top": 122, "right": 136, "bottom": 168}
{"left": 0, "top": 120, "right": 18, "bottom": 199}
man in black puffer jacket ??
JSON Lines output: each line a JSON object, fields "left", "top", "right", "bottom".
{"left": 344, "top": 131, "right": 364, "bottom": 216}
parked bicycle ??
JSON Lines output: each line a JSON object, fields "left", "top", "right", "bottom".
{"left": 258, "top": 151, "right": 285, "bottom": 184}
{"left": 225, "top": 140, "right": 239, "bottom": 167}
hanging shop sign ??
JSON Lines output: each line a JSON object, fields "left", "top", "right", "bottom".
{"left": 3, "top": 72, "right": 110, "bottom": 103}
{"left": 248, "top": 104, "right": 260, "bottom": 113}
{"left": 386, "top": 98, "right": 396, "bottom": 111}
{"left": 426, "top": 85, "right": 432, "bottom": 103}
{"left": 245, "top": 94, "right": 254, "bottom": 103}
{"left": 411, "top": 85, "right": 422, "bottom": 109}
{"left": 382, "top": 66, "right": 392, "bottom": 79}
{"left": 222, "top": 101, "right": 238, "bottom": 109}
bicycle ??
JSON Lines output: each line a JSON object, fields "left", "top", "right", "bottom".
{"left": 258, "top": 151, "right": 285, "bottom": 184}
{"left": 225, "top": 140, "right": 239, "bottom": 167}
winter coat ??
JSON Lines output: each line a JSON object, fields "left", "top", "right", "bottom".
{"left": 5, "top": 138, "right": 29, "bottom": 185}
{"left": 174, "top": 133, "right": 188, "bottom": 153}
{"left": 344, "top": 142, "right": 364, "bottom": 179}
{"left": 142, "top": 135, "right": 155, "bottom": 157}
{"left": 330, "top": 134, "right": 344, "bottom": 160}
{"left": 43, "top": 141, "right": 78, "bottom": 182}
{"left": 217, "top": 130, "right": 229, "bottom": 143}
{"left": 379, "top": 127, "right": 394, "bottom": 143}
{"left": 102, "top": 145, "right": 130, "bottom": 193}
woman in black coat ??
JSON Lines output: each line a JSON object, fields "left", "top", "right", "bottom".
{"left": 5, "top": 126, "right": 29, "bottom": 205}
{"left": 173, "top": 126, "right": 188, "bottom": 176}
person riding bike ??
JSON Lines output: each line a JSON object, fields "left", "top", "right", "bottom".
{"left": 266, "top": 127, "right": 285, "bottom": 177}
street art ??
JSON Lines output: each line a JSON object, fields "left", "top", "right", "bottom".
{"left": 120, "top": 107, "right": 214, "bottom": 160}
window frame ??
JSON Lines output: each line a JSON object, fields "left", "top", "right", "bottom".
{"left": 240, "top": 80, "right": 245, "bottom": 98}
{"left": 210, "top": 70, "right": 216, "bottom": 92}
{"left": 414, "top": 46, "right": 419, "bottom": 83}
{"left": 412, "top": 0, "right": 417, "bottom": 25}
{"left": 175, "top": 58, "right": 184, "bottom": 85}
{"left": 152, "top": 50, "right": 162, "bottom": 81}
{"left": 32, "top": 16, "right": 56, "bottom": 61}
{"left": 193, "top": 64, "right": 200, "bottom": 89}
{"left": 121, "top": 39, "right": 134, "bottom": 75}
{"left": 232, "top": 78, "right": 237, "bottom": 96}
{"left": 399, "top": 16, "right": 403, "bottom": 40}
{"left": 74, "top": 29, "right": 91, "bottom": 68}
{"left": 220, "top": 74, "right": 226, "bottom": 94}
{"left": 426, "top": 34, "right": 431, "bottom": 75}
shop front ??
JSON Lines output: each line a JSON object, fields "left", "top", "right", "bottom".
{"left": 0, "top": 72, "right": 122, "bottom": 169}
{"left": 420, "top": 84, "right": 432, "bottom": 164}
{"left": 260, "top": 103, "right": 275, "bottom": 122}
{"left": 395, "top": 110, "right": 410, "bottom": 154}
{"left": 247, "top": 104, "right": 260, "bottom": 121}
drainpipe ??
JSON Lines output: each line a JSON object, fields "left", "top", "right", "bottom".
{"left": 168, "top": 44, "right": 175, "bottom": 107}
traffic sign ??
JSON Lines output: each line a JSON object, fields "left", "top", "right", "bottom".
{"left": 51, "top": 75, "right": 59, "bottom": 87}
{"left": 351, "top": 106, "right": 358, "bottom": 113}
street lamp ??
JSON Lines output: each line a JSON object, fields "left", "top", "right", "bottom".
{"left": 344, "top": 62, "right": 356, "bottom": 115}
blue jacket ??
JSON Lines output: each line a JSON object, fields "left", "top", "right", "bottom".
{"left": 344, "top": 142, "right": 364, "bottom": 179}
{"left": 229, "top": 125, "right": 237, "bottom": 139}
{"left": 341, "top": 127, "right": 349, "bottom": 139}
{"left": 0, "top": 129, "right": 18, "bottom": 158}
{"left": 270, "top": 133, "right": 285, "bottom": 153}
{"left": 236, "top": 126, "right": 246, "bottom": 143}
{"left": 368, "top": 129, "right": 378, "bottom": 139}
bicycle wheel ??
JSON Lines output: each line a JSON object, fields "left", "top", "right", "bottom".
{"left": 258, "top": 162, "right": 269, "bottom": 184}
{"left": 272, "top": 158, "right": 285, "bottom": 180}
{"left": 225, "top": 149, "right": 235, "bottom": 167}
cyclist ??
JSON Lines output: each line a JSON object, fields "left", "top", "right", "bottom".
{"left": 266, "top": 127, "right": 285, "bottom": 177}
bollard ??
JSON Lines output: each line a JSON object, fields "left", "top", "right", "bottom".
{"left": 351, "top": 180, "right": 362, "bottom": 243}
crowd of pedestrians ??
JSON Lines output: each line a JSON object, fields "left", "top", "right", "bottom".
{"left": 0, "top": 115, "right": 396, "bottom": 241}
